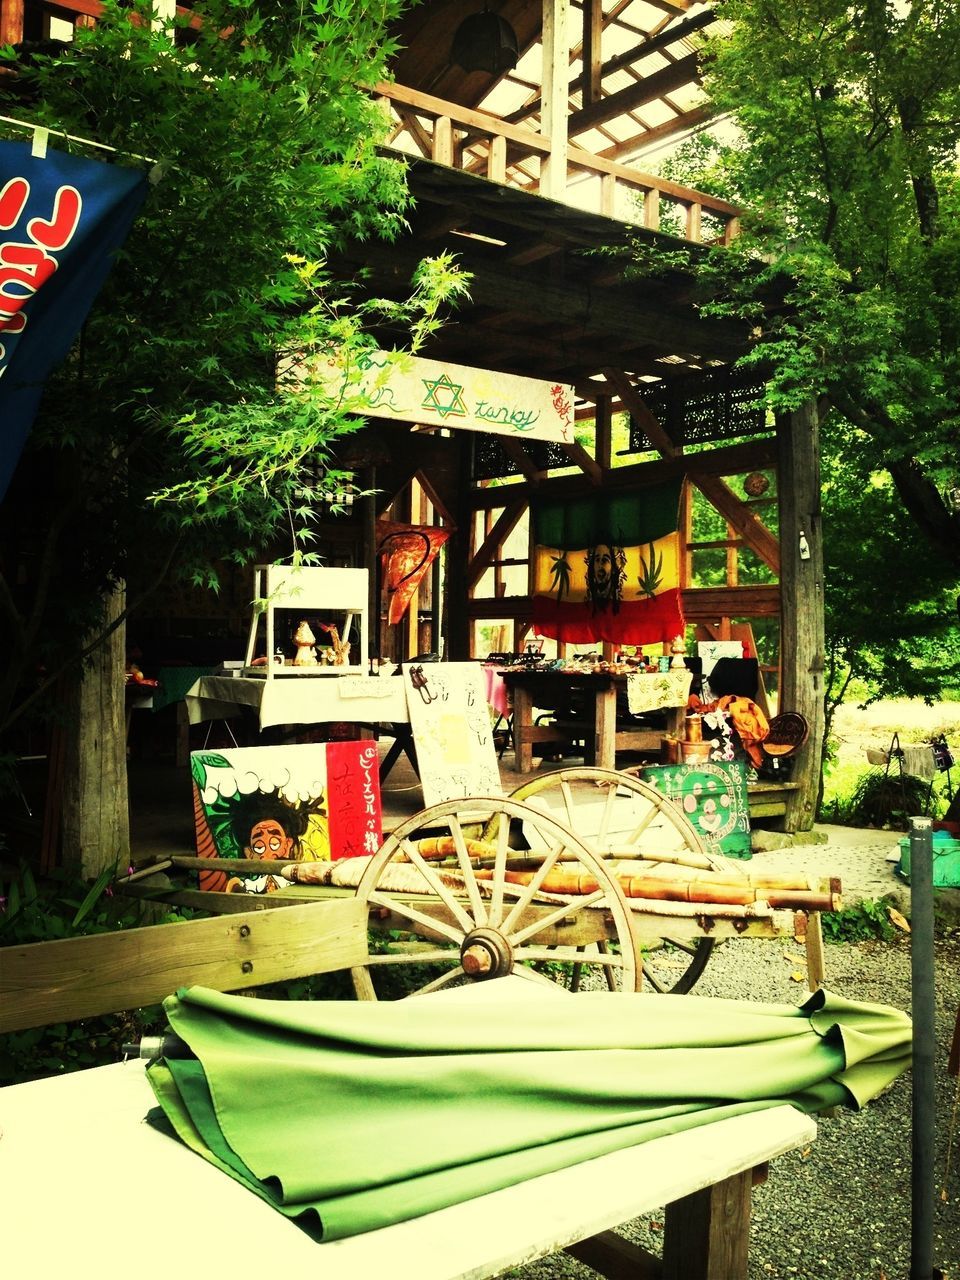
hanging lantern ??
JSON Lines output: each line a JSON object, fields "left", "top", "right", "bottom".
{"left": 451, "top": 6, "right": 519, "bottom": 75}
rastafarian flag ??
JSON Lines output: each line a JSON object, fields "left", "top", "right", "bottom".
{"left": 532, "top": 478, "right": 685, "bottom": 645}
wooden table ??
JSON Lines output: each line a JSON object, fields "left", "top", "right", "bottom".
{"left": 500, "top": 669, "right": 687, "bottom": 773}
{"left": 184, "top": 672, "right": 410, "bottom": 730}
{"left": 0, "top": 1056, "right": 815, "bottom": 1279}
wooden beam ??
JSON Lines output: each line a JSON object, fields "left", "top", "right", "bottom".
{"left": 602, "top": 367, "right": 678, "bottom": 458}
{"left": 559, "top": 440, "right": 603, "bottom": 484}
{"left": 689, "top": 473, "right": 781, "bottom": 575}
{"left": 469, "top": 438, "right": 779, "bottom": 511}
{"left": 467, "top": 584, "right": 781, "bottom": 625}
{"left": 376, "top": 81, "right": 552, "bottom": 157}
{"left": 413, "top": 468, "right": 457, "bottom": 529}
{"left": 594, "top": 394, "right": 613, "bottom": 471}
{"left": 499, "top": 438, "right": 543, "bottom": 484}
{"left": 566, "top": 1231, "right": 661, "bottom": 1279}
{"left": 603, "top": 9, "right": 715, "bottom": 78}
{"left": 776, "top": 405, "right": 825, "bottom": 832}
{"left": 507, "top": 9, "right": 713, "bottom": 127}
{"left": 581, "top": 0, "right": 603, "bottom": 107}
{"left": 348, "top": 241, "right": 751, "bottom": 363}
{"left": 468, "top": 496, "right": 528, "bottom": 590}
{"left": 569, "top": 53, "right": 700, "bottom": 137}
{"left": 598, "top": 106, "right": 714, "bottom": 161}
{"left": 682, "top": 585, "right": 781, "bottom": 619}
{"left": 0, "top": 898, "right": 368, "bottom": 1033}
{"left": 540, "top": 0, "right": 570, "bottom": 201}
{"left": 662, "top": 1169, "right": 753, "bottom": 1279}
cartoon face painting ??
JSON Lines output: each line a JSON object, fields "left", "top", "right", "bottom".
{"left": 248, "top": 817, "right": 295, "bottom": 861}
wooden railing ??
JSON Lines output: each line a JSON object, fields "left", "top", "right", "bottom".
{"left": 374, "top": 81, "right": 741, "bottom": 246}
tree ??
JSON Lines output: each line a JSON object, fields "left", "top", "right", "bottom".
{"left": 0, "top": 0, "right": 467, "bottom": 750}
{"left": 818, "top": 416, "right": 960, "bottom": 809}
{"left": 687, "top": 0, "right": 960, "bottom": 569}
{"left": 639, "top": 0, "right": 960, "bottom": 800}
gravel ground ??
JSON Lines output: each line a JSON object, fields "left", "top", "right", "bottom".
{"left": 509, "top": 927, "right": 960, "bottom": 1280}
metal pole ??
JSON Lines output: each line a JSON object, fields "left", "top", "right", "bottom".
{"left": 910, "top": 815, "right": 935, "bottom": 1280}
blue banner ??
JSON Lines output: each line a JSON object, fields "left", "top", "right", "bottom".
{"left": 0, "top": 140, "right": 147, "bottom": 499}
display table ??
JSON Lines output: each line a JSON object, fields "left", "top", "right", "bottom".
{"left": 500, "top": 669, "right": 688, "bottom": 773}
{"left": 184, "top": 673, "right": 410, "bottom": 731}
{"left": 0, "top": 1057, "right": 815, "bottom": 1279}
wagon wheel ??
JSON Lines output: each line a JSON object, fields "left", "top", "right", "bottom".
{"left": 504, "top": 767, "right": 721, "bottom": 995}
{"left": 352, "top": 796, "right": 640, "bottom": 1000}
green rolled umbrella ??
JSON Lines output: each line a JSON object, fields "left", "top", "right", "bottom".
{"left": 146, "top": 985, "right": 910, "bottom": 1242}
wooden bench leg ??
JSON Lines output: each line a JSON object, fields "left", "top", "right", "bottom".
{"left": 662, "top": 1167, "right": 753, "bottom": 1280}
{"left": 565, "top": 1230, "right": 661, "bottom": 1279}
{"left": 805, "top": 911, "right": 826, "bottom": 991}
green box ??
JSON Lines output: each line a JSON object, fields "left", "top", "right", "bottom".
{"left": 897, "top": 832, "right": 960, "bottom": 888}
{"left": 639, "top": 760, "right": 752, "bottom": 859}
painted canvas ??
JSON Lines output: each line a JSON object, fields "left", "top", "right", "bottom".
{"left": 639, "top": 760, "right": 752, "bottom": 859}
{"left": 191, "top": 741, "right": 382, "bottom": 893}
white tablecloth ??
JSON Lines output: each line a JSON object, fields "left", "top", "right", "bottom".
{"left": 185, "top": 674, "right": 410, "bottom": 729}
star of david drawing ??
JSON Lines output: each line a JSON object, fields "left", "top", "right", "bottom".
{"left": 421, "top": 372, "right": 468, "bottom": 419}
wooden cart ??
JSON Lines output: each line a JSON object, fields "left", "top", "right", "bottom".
{"left": 119, "top": 768, "right": 836, "bottom": 999}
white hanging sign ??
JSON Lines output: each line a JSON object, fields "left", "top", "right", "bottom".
{"left": 317, "top": 348, "right": 577, "bottom": 444}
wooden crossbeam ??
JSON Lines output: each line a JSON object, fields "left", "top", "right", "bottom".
{"left": 689, "top": 473, "right": 781, "bottom": 575}
{"left": 569, "top": 54, "right": 700, "bottom": 137}
{"left": 468, "top": 495, "right": 528, "bottom": 590}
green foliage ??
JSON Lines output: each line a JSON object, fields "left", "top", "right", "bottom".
{"left": 648, "top": 1, "right": 960, "bottom": 572}
{"left": 821, "top": 897, "right": 897, "bottom": 944}
{"left": 819, "top": 433, "right": 960, "bottom": 736}
{"left": 646, "top": 2, "right": 960, "bottom": 797}
{"left": 831, "top": 767, "right": 938, "bottom": 830}
{"left": 0, "top": 0, "right": 469, "bottom": 739}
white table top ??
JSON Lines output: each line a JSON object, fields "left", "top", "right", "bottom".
{"left": 185, "top": 673, "right": 410, "bottom": 729}
{"left": 0, "top": 1057, "right": 815, "bottom": 1279}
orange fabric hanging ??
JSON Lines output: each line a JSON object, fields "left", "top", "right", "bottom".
{"left": 716, "top": 695, "right": 770, "bottom": 767}
{"left": 687, "top": 693, "right": 770, "bottom": 767}
{"left": 377, "top": 520, "right": 450, "bottom": 625}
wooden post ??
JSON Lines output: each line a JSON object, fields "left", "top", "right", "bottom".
{"left": 581, "top": 0, "right": 603, "bottom": 107}
{"left": 433, "top": 116, "right": 454, "bottom": 167}
{"left": 487, "top": 133, "right": 507, "bottom": 184}
{"left": 540, "top": 0, "right": 569, "bottom": 201}
{"left": 61, "top": 586, "right": 130, "bottom": 879}
{"left": 0, "top": 0, "right": 25, "bottom": 44}
{"left": 662, "top": 1169, "right": 753, "bottom": 1280}
{"left": 777, "top": 404, "right": 825, "bottom": 831}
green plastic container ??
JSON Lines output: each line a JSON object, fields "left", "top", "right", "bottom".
{"left": 897, "top": 832, "right": 960, "bottom": 887}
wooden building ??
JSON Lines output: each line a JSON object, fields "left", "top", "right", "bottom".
{"left": 1, "top": 0, "right": 824, "bottom": 842}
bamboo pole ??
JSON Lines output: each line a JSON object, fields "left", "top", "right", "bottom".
{"left": 474, "top": 867, "right": 840, "bottom": 912}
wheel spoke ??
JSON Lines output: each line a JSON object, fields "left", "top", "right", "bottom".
{"left": 366, "top": 889, "right": 464, "bottom": 945}
{"left": 364, "top": 948, "right": 460, "bottom": 966}
{"left": 662, "top": 936, "right": 701, "bottom": 958}
{"left": 449, "top": 818, "right": 488, "bottom": 928}
{"left": 510, "top": 964, "right": 568, "bottom": 991}
{"left": 499, "top": 836, "right": 567, "bottom": 935}
{"left": 509, "top": 887, "right": 607, "bottom": 947}
{"left": 406, "top": 965, "right": 468, "bottom": 997}
{"left": 357, "top": 791, "right": 644, "bottom": 1000}
{"left": 487, "top": 811, "right": 512, "bottom": 928}
{"left": 514, "top": 944, "right": 625, "bottom": 969}
{"left": 558, "top": 777, "right": 578, "bottom": 829}
{"left": 399, "top": 832, "right": 475, "bottom": 933}
{"left": 595, "top": 781, "right": 621, "bottom": 847}
{"left": 641, "top": 960, "right": 669, "bottom": 994}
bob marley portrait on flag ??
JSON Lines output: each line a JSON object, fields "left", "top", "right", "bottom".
{"left": 532, "top": 478, "right": 685, "bottom": 645}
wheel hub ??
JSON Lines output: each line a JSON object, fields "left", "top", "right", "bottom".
{"left": 460, "top": 927, "right": 514, "bottom": 980}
